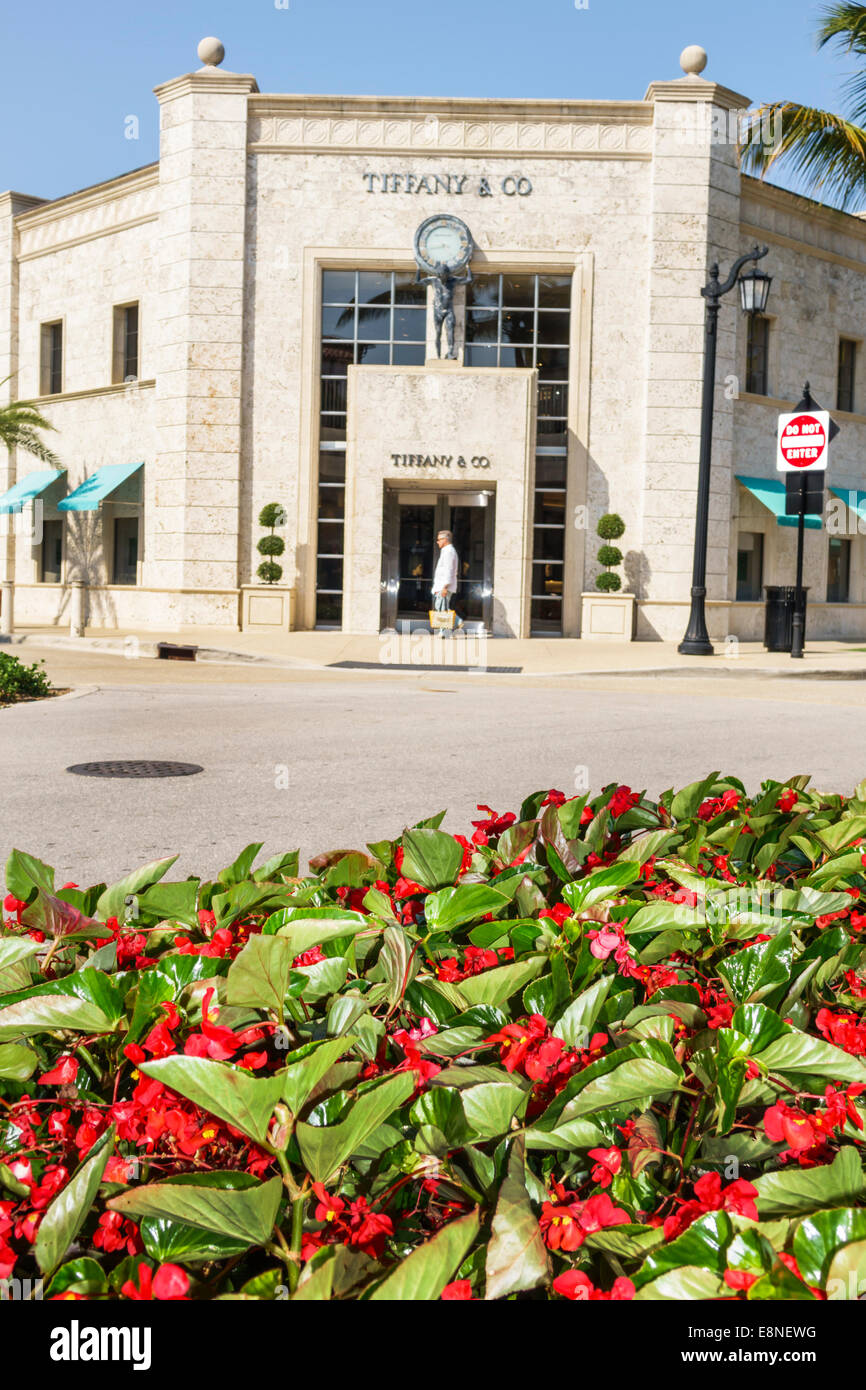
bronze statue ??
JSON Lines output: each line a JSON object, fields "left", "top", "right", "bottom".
{"left": 415, "top": 261, "right": 474, "bottom": 360}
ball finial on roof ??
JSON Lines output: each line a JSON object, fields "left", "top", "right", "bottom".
{"left": 680, "top": 45, "right": 708, "bottom": 77}
{"left": 197, "top": 36, "right": 225, "bottom": 67}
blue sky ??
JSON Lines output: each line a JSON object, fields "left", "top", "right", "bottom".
{"left": 0, "top": 0, "right": 853, "bottom": 199}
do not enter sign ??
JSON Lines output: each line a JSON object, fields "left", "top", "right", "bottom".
{"left": 777, "top": 410, "right": 830, "bottom": 472}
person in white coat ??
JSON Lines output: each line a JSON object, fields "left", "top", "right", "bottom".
{"left": 431, "top": 529, "right": 462, "bottom": 635}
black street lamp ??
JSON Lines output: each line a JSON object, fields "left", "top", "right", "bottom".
{"left": 678, "top": 245, "right": 772, "bottom": 655}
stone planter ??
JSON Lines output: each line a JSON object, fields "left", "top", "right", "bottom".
{"left": 580, "top": 590, "right": 636, "bottom": 641}
{"left": 241, "top": 585, "right": 295, "bottom": 633}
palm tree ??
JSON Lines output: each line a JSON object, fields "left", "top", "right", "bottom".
{"left": 741, "top": 3, "right": 866, "bottom": 211}
{"left": 0, "top": 382, "right": 61, "bottom": 468}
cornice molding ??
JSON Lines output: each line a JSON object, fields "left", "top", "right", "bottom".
{"left": 154, "top": 70, "right": 259, "bottom": 101}
{"left": 248, "top": 100, "right": 653, "bottom": 158}
{"left": 644, "top": 77, "right": 751, "bottom": 110}
{"left": 14, "top": 165, "right": 158, "bottom": 229}
{"left": 31, "top": 380, "right": 156, "bottom": 407}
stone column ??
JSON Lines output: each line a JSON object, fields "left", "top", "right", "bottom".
{"left": 640, "top": 51, "right": 749, "bottom": 641}
{"left": 152, "top": 43, "right": 257, "bottom": 615}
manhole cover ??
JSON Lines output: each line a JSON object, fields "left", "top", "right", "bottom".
{"left": 66, "top": 760, "right": 204, "bottom": 779}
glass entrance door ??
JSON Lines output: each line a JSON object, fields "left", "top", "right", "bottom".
{"left": 381, "top": 490, "right": 495, "bottom": 630}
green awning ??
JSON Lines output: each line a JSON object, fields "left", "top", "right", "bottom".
{"left": 735, "top": 475, "right": 822, "bottom": 529}
{"left": 0, "top": 468, "right": 64, "bottom": 514}
{"left": 830, "top": 487, "right": 866, "bottom": 524}
{"left": 58, "top": 462, "right": 143, "bottom": 512}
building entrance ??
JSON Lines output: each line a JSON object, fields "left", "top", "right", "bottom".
{"left": 380, "top": 488, "right": 495, "bottom": 630}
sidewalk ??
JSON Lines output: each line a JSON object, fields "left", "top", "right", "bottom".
{"left": 5, "top": 623, "right": 866, "bottom": 679}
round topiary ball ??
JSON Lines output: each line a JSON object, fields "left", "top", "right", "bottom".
{"left": 597, "top": 544, "right": 623, "bottom": 568}
{"left": 258, "top": 503, "right": 287, "bottom": 529}
{"left": 596, "top": 570, "right": 622, "bottom": 593}
{"left": 597, "top": 513, "right": 625, "bottom": 541}
{"left": 257, "top": 534, "right": 285, "bottom": 558}
{"left": 257, "top": 559, "right": 283, "bottom": 585}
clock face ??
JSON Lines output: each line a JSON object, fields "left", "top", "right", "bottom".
{"left": 414, "top": 215, "right": 474, "bottom": 274}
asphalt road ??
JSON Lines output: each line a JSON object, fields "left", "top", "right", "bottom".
{"left": 3, "top": 653, "right": 866, "bottom": 886}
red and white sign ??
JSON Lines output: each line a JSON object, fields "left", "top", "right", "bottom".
{"left": 776, "top": 411, "right": 830, "bottom": 472}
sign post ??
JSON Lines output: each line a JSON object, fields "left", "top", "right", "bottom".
{"left": 776, "top": 385, "right": 836, "bottom": 659}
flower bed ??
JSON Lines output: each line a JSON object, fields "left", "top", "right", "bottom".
{"left": 2, "top": 774, "right": 866, "bottom": 1302}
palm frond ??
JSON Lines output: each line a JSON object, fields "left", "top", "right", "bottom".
{"left": 740, "top": 101, "right": 866, "bottom": 210}
{"left": 0, "top": 397, "right": 61, "bottom": 467}
{"left": 817, "top": 2, "right": 866, "bottom": 52}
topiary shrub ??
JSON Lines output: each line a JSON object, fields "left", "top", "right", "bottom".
{"left": 595, "top": 513, "right": 625, "bottom": 593}
{"left": 256, "top": 502, "right": 286, "bottom": 584}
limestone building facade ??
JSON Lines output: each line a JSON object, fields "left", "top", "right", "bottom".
{"left": 2, "top": 41, "right": 866, "bottom": 641}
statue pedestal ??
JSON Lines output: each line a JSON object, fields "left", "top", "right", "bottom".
{"left": 424, "top": 351, "right": 464, "bottom": 368}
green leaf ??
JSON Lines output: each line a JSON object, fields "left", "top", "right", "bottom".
{"left": 400, "top": 829, "right": 463, "bottom": 889}
{"left": 534, "top": 1040, "right": 683, "bottom": 1130}
{"left": 295, "top": 1072, "right": 416, "bottom": 1183}
{"left": 226, "top": 934, "right": 296, "bottom": 1018}
{"left": 139, "top": 1057, "right": 285, "bottom": 1145}
{"left": 211, "top": 882, "right": 282, "bottom": 931}
{"left": 731, "top": 1002, "right": 790, "bottom": 1053}
{"left": 35, "top": 1126, "right": 115, "bottom": 1275}
{"left": 825, "top": 1238, "right": 866, "bottom": 1299}
{"left": 272, "top": 913, "right": 368, "bottom": 958}
{"left": 136, "top": 880, "right": 200, "bottom": 928}
{"left": 139, "top": 1215, "right": 251, "bottom": 1263}
{"left": 218, "top": 843, "right": 263, "bottom": 886}
{"left": 379, "top": 925, "right": 416, "bottom": 1007}
{"left": 45, "top": 1257, "right": 109, "bottom": 1297}
{"left": 561, "top": 862, "right": 641, "bottom": 913}
{"left": 253, "top": 850, "right": 299, "bottom": 883}
{"left": 457, "top": 955, "right": 547, "bottom": 1008}
{"left": 484, "top": 1135, "right": 549, "bottom": 1300}
{"left": 110, "top": 1175, "right": 282, "bottom": 1247}
{"left": 281, "top": 1037, "right": 357, "bottom": 1114}
{"left": 0, "top": 1042, "right": 37, "bottom": 1080}
{"left": 4, "top": 848, "right": 54, "bottom": 902}
{"left": 368, "top": 1211, "right": 480, "bottom": 1301}
{"left": 411, "top": 1087, "right": 469, "bottom": 1156}
{"left": 671, "top": 773, "right": 721, "bottom": 821}
{"left": 0, "top": 937, "right": 43, "bottom": 972}
{"left": 96, "top": 855, "right": 178, "bottom": 922}
{"left": 633, "top": 1210, "right": 732, "bottom": 1290}
{"left": 635, "top": 1266, "right": 727, "bottom": 1300}
{"left": 616, "top": 830, "right": 681, "bottom": 865}
{"left": 718, "top": 931, "right": 792, "bottom": 1006}
{"left": 792, "top": 1207, "right": 866, "bottom": 1286}
{"left": 424, "top": 882, "right": 519, "bottom": 931}
{"left": 759, "top": 1030, "right": 866, "bottom": 1086}
{"left": 552, "top": 976, "right": 612, "bottom": 1047}
{"left": 754, "top": 1146, "right": 864, "bottom": 1217}
{"left": 461, "top": 1082, "right": 527, "bottom": 1141}
{"left": 0, "top": 985, "right": 120, "bottom": 1041}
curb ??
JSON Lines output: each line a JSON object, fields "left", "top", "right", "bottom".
{"left": 5, "top": 631, "right": 866, "bottom": 682}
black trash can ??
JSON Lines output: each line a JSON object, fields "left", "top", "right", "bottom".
{"left": 763, "top": 586, "right": 808, "bottom": 653}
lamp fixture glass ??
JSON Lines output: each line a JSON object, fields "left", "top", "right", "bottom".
{"left": 738, "top": 265, "right": 772, "bottom": 315}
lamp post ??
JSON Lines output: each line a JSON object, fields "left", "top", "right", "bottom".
{"left": 678, "top": 245, "right": 772, "bottom": 655}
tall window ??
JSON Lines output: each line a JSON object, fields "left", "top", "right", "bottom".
{"left": 316, "top": 270, "right": 426, "bottom": 625}
{"left": 828, "top": 537, "right": 851, "bottom": 602}
{"left": 465, "top": 273, "right": 572, "bottom": 633}
{"left": 40, "top": 519, "right": 63, "bottom": 583}
{"left": 113, "top": 517, "right": 139, "bottom": 585}
{"left": 40, "top": 321, "right": 63, "bottom": 396}
{"left": 736, "top": 532, "right": 764, "bottom": 601}
{"left": 838, "top": 338, "right": 857, "bottom": 414}
{"left": 745, "top": 314, "right": 770, "bottom": 396}
{"left": 113, "top": 303, "right": 139, "bottom": 383}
